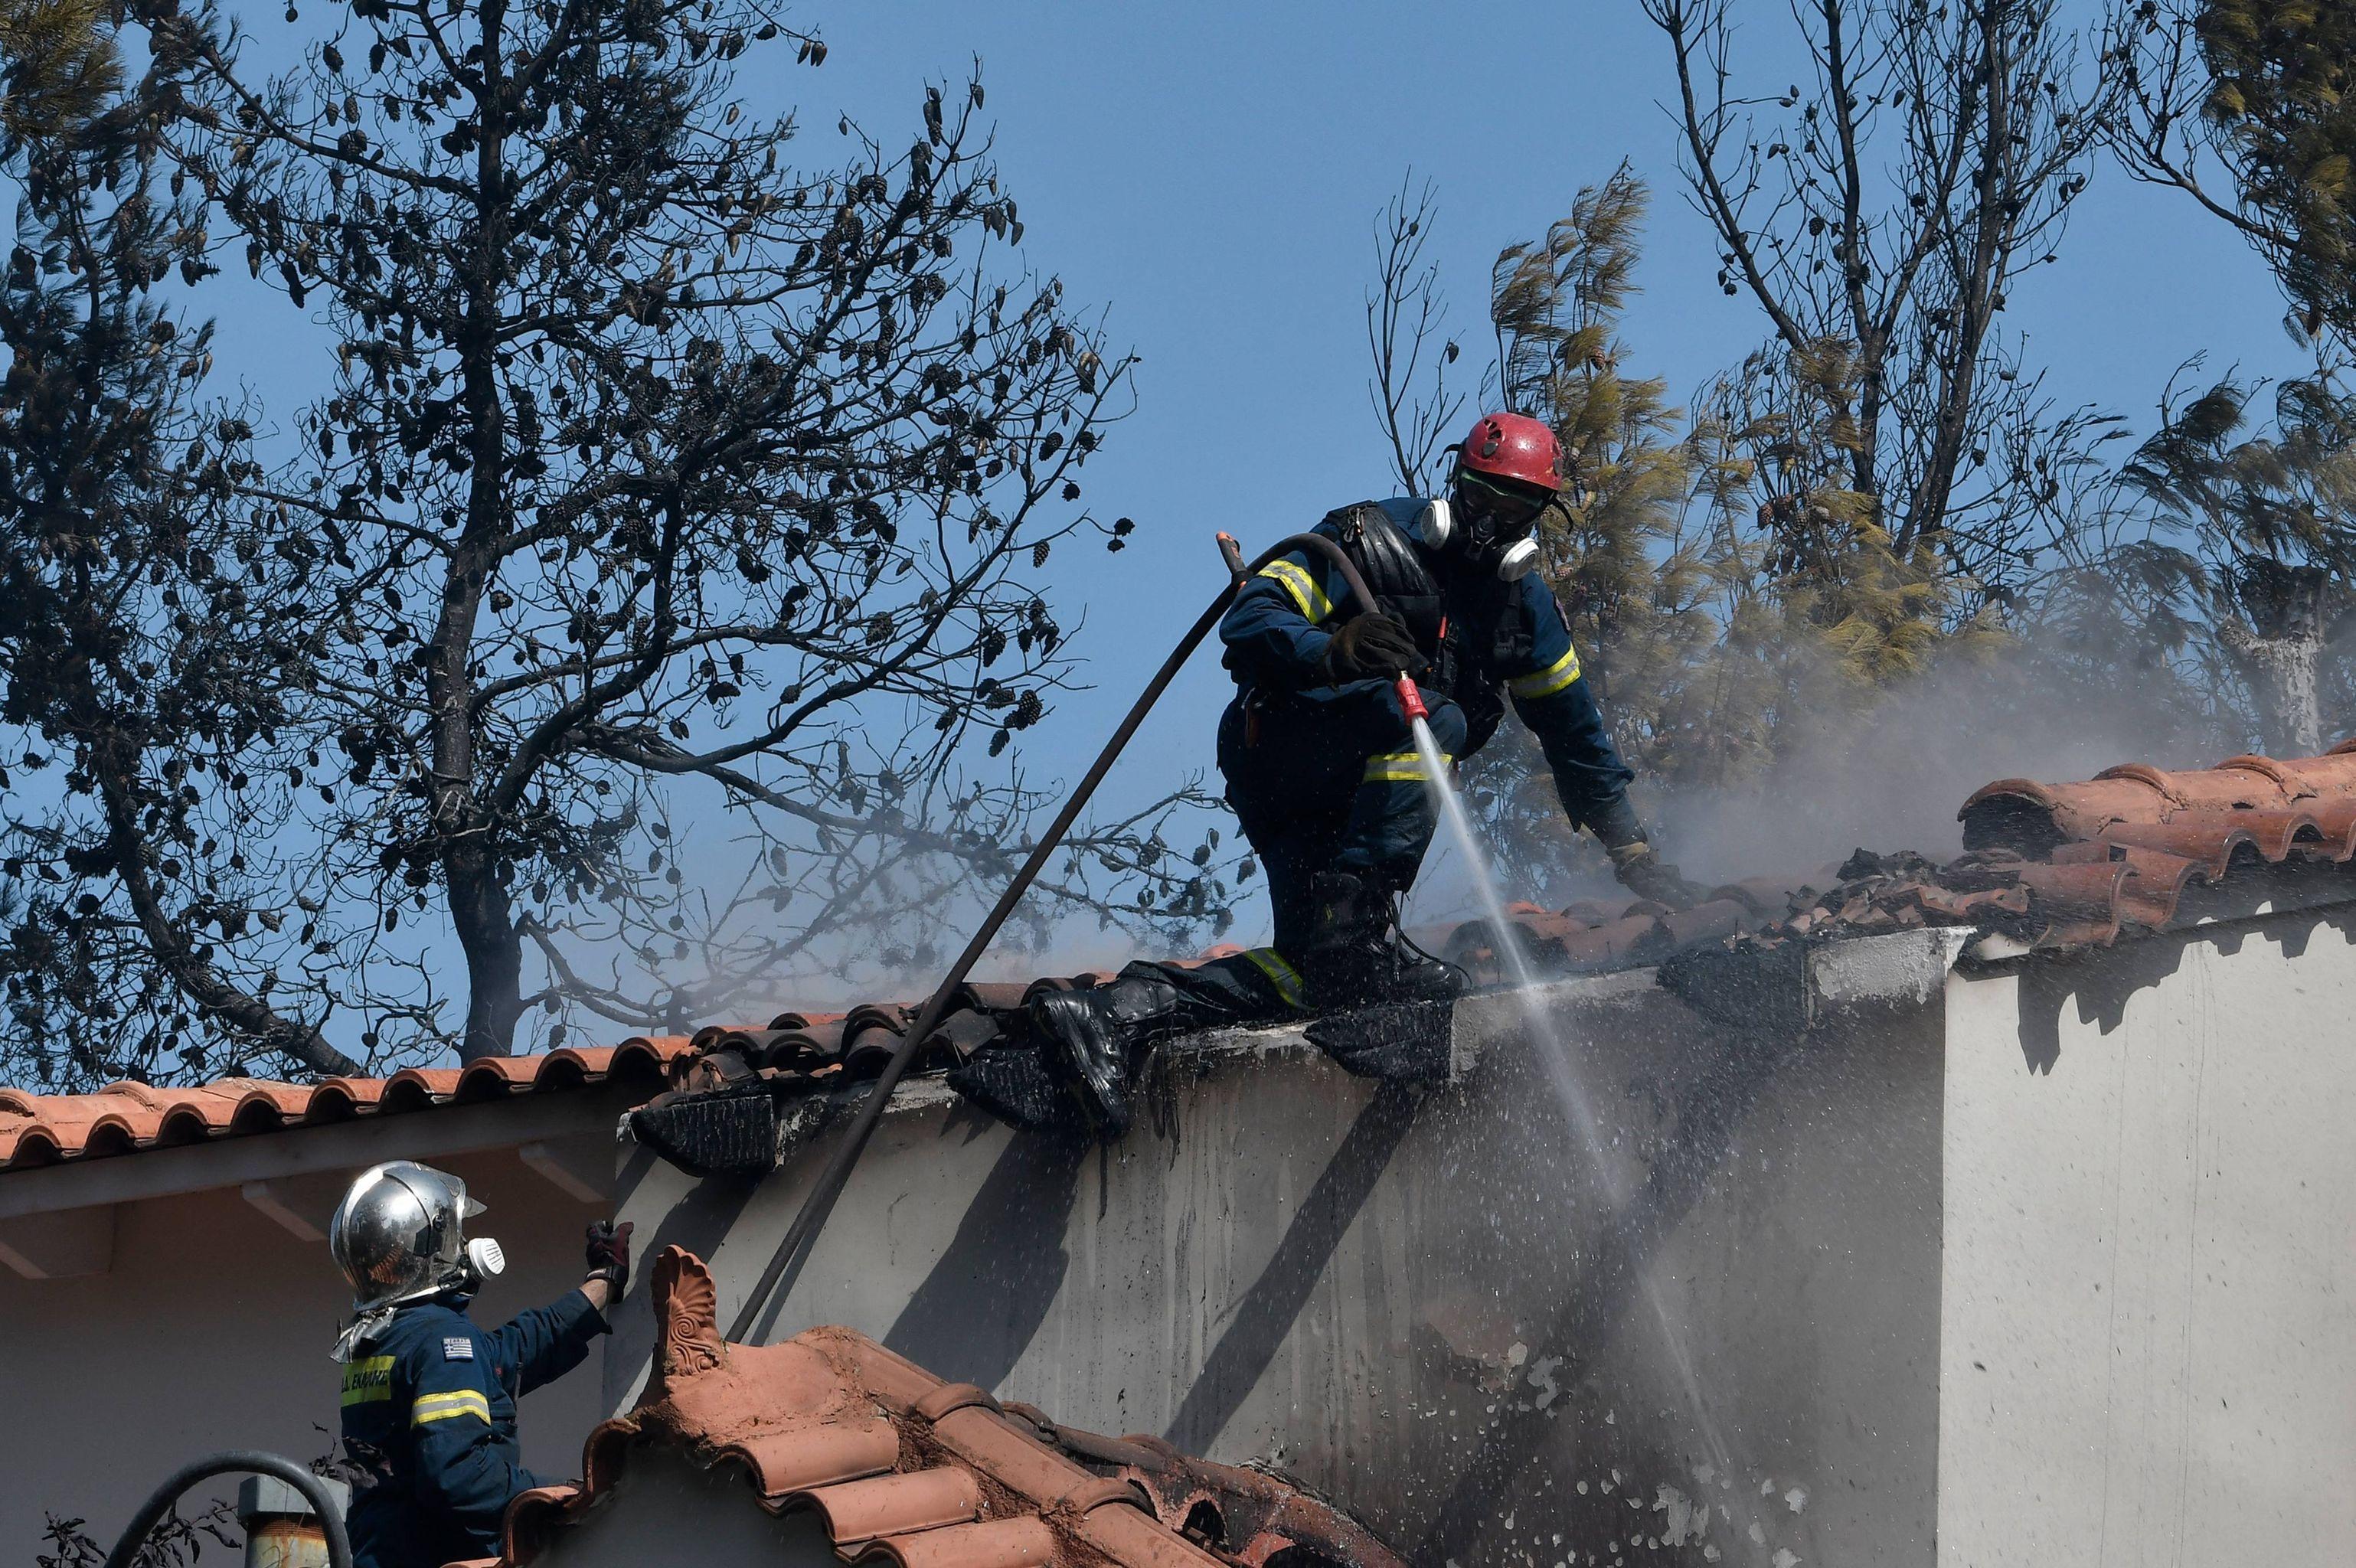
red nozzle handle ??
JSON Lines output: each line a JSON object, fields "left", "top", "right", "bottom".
{"left": 1394, "top": 671, "right": 1429, "bottom": 724}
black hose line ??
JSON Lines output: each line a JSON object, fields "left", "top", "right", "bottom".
{"left": 724, "top": 531, "right": 1377, "bottom": 1341}
{"left": 106, "top": 1452, "right": 350, "bottom": 1568}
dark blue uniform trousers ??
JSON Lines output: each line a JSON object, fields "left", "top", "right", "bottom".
{"left": 980, "top": 681, "right": 1470, "bottom": 1065}
{"left": 1217, "top": 680, "right": 1469, "bottom": 958}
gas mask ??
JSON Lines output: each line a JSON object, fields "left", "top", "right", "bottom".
{"left": 464, "top": 1236, "right": 508, "bottom": 1287}
{"left": 1418, "top": 480, "right": 1544, "bottom": 582}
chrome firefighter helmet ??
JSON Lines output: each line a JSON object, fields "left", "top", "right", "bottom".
{"left": 328, "top": 1161, "right": 505, "bottom": 1359}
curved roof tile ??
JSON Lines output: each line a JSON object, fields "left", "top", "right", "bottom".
{"left": 18, "top": 746, "right": 2356, "bottom": 1177}
{"left": 0, "top": 1037, "right": 697, "bottom": 1173}
{"left": 786, "top": 1468, "right": 985, "bottom": 1544}
{"left": 492, "top": 1246, "right": 1403, "bottom": 1568}
{"left": 1438, "top": 742, "right": 2356, "bottom": 980}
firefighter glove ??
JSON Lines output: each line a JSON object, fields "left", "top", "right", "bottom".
{"left": 585, "top": 1218, "right": 634, "bottom": 1295}
{"left": 1609, "top": 841, "right": 1704, "bottom": 910}
{"left": 1319, "top": 613, "right": 1426, "bottom": 685}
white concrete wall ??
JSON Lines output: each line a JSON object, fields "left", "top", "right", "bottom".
{"left": 1938, "top": 909, "right": 2356, "bottom": 1568}
{"left": 1, "top": 1138, "right": 618, "bottom": 1567}
{"left": 16, "top": 910, "right": 2352, "bottom": 1568}
{"left": 608, "top": 974, "right": 1949, "bottom": 1568}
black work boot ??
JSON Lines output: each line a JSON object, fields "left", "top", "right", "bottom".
{"left": 1391, "top": 942, "right": 1469, "bottom": 1004}
{"left": 1297, "top": 871, "right": 1466, "bottom": 1011}
{"left": 1024, "top": 965, "right": 1193, "bottom": 1140}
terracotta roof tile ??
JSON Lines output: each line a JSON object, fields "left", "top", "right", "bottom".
{"left": 728, "top": 1416, "right": 902, "bottom": 1494}
{"left": 1439, "top": 743, "right": 2356, "bottom": 981}
{"left": 790, "top": 1468, "right": 984, "bottom": 1543}
{"left": 0, "top": 1037, "right": 695, "bottom": 1173}
{"left": 21, "top": 746, "right": 2356, "bottom": 1178}
{"left": 494, "top": 1246, "right": 1402, "bottom": 1568}
{"left": 859, "top": 1515, "right": 1060, "bottom": 1568}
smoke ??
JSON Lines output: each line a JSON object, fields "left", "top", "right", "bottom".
{"left": 618, "top": 791, "right": 1217, "bottom": 1027}
{"left": 609, "top": 612, "right": 2263, "bottom": 1022}
{"left": 1652, "top": 630, "right": 2230, "bottom": 886}
{"left": 1400, "top": 619, "right": 2245, "bottom": 926}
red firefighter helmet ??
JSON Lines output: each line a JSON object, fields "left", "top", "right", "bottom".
{"left": 1456, "top": 410, "right": 1563, "bottom": 494}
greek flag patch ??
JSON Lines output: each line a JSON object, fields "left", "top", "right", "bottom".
{"left": 443, "top": 1337, "right": 474, "bottom": 1361}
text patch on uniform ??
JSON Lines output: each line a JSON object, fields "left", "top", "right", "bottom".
{"left": 443, "top": 1337, "right": 475, "bottom": 1361}
{"left": 340, "top": 1355, "right": 395, "bottom": 1406}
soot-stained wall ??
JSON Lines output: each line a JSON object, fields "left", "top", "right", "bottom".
{"left": 606, "top": 910, "right": 2356, "bottom": 1566}
{"left": 608, "top": 969, "right": 1949, "bottom": 1568}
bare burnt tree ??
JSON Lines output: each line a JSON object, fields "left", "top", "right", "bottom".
{"left": 1643, "top": 0, "right": 2111, "bottom": 601}
{"left": 141, "top": 2, "right": 1212, "bottom": 1060}
{"left": 1366, "top": 176, "right": 1464, "bottom": 496}
{"left": 0, "top": 0, "right": 364, "bottom": 1085}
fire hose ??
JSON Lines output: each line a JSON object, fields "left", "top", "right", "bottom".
{"left": 726, "top": 530, "right": 1381, "bottom": 1339}
{"left": 104, "top": 1452, "right": 351, "bottom": 1568}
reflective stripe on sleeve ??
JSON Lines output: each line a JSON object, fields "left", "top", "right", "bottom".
{"left": 1506, "top": 644, "right": 1583, "bottom": 700}
{"left": 1255, "top": 559, "right": 1334, "bottom": 625}
{"left": 1363, "top": 750, "right": 1449, "bottom": 784}
{"left": 411, "top": 1390, "right": 493, "bottom": 1427}
{"left": 1243, "top": 948, "right": 1307, "bottom": 1009}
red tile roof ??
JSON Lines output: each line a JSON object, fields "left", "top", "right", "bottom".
{"left": 669, "top": 977, "right": 1113, "bottom": 1094}
{"left": 482, "top": 1246, "right": 1402, "bottom": 1568}
{"left": 0, "top": 1037, "right": 696, "bottom": 1171}
{"left": 12, "top": 745, "right": 2356, "bottom": 1176}
{"left": 1443, "top": 743, "right": 2356, "bottom": 979}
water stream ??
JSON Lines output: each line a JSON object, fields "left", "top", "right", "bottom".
{"left": 1405, "top": 714, "right": 1747, "bottom": 1512}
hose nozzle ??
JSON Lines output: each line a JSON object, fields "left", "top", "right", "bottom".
{"left": 1394, "top": 671, "right": 1429, "bottom": 724}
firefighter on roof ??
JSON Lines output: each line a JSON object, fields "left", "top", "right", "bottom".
{"left": 327, "top": 1161, "right": 631, "bottom": 1568}
{"left": 952, "top": 412, "right": 1694, "bottom": 1139}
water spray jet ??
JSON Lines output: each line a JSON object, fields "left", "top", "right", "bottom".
{"left": 1403, "top": 708, "right": 1752, "bottom": 1514}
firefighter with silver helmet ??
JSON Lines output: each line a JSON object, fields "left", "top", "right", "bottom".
{"left": 327, "top": 1161, "right": 632, "bottom": 1568}
{"left": 953, "top": 412, "right": 1694, "bottom": 1138}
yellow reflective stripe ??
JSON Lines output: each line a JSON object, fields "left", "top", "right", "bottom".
{"left": 1255, "top": 559, "right": 1333, "bottom": 625}
{"left": 340, "top": 1355, "right": 395, "bottom": 1406}
{"left": 1363, "top": 750, "right": 1448, "bottom": 783}
{"left": 411, "top": 1390, "right": 492, "bottom": 1426}
{"left": 1507, "top": 644, "right": 1583, "bottom": 700}
{"left": 1243, "top": 948, "right": 1306, "bottom": 1009}
{"left": 413, "top": 1389, "right": 490, "bottom": 1412}
{"left": 413, "top": 1401, "right": 492, "bottom": 1427}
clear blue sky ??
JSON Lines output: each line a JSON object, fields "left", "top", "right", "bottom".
{"left": 196, "top": 0, "right": 2308, "bottom": 978}
{"left": 771, "top": 1, "right": 2304, "bottom": 892}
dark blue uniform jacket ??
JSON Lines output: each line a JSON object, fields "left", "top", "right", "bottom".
{"left": 1219, "top": 499, "right": 1638, "bottom": 838}
{"left": 338, "top": 1289, "right": 606, "bottom": 1568}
